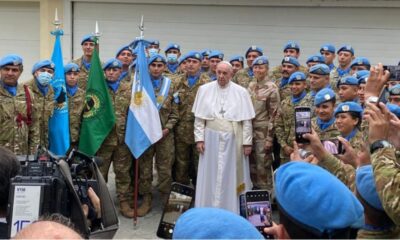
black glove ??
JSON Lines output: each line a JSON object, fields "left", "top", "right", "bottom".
{"left": 56, "top": 90, "right": 66, "bottom": 104}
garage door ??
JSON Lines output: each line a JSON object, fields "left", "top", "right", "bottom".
{"left": 72, "top": 2, "right": 400, "bottom": 67}
{"left": 0, "top": 2, "right": 40, "bottom": 82}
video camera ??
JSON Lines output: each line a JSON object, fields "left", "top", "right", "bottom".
{"left": 7, "top": 147, "right": 119, "bottom": 239}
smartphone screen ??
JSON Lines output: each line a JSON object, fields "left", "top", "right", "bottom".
{"left": 295, "top": 107, "right": 312, "bottom": 143}
{"left": 245, "top": 190, "right": 273, "bottom": 239}
{"left": 239, "top": 194, "right": 246, "bottom": 219}
{"left": 156, "top": 183, "right": 194, "bottom": 239}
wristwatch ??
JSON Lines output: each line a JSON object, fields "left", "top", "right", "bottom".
{"left": 370, "top": 140, "right": 393, "bottom": 154}
{"left": 367, "top": 96, "right": 379, "bottom": 104}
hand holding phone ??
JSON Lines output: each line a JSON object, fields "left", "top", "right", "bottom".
{"left": 294, "top": 107, "right": 312, "bottom": 144}
{"left": 245, "top": 190, "right": 274, "bottom": 239}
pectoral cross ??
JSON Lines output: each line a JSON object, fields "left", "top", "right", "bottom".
{"left": 219, "top": 108, "right": 226, "bottom": 118}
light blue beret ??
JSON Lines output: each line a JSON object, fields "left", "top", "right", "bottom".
{"left": 148, "top": 54, "right": 166, "bottom": 65}
{"left": 354, "top": 70, "right": 370, "bottom": 84}
{"left": 246, "top": 45, "right": 263, "bottom": 57}
{"left": 178, "top": 54, "right": 187, "bottom": 66}
{"left": 288, "top": 71, "right": 306, "bottom": 84}
{"left": 252, "top": 56, "right": 269, "bottom": 66}
{"left": 309, "top": 63, "right": 330, "bottom": 75}
{"left": 102, "top": 58, "right": 122, "bottom": 70}
{"left": 337, "top": 76, "right": 359, "bottom": 87}
{"left": 337, "top": 45, "right": 355, "bottom": 55}
{"left": 387, "top": 103, "right": 400, "bottom": 117}
{"left": 64, "top": 63, "right": 80, "bottom": 73}
{"left": 183, "top": 51, "right": 203, "bottom": 62}
{"left": 350, "top": 57, "right": 371, "bottom": 69}
{"left": 31, "top": 60, "right": 55, "bottom": 74}
{"left": 0, "top": 54, "right": 23, "bottom": 68}
{"left": 209, "top": 50, "right": 224, "bottom": 60}
{"left": 306, "top": 54, "right": 326, "bottom": 64}
{"left": 275, "top": 162, "right": 364, "bottom": 233}
{"left": 229, "top": 55, "right": 244, "bottom": 64}
{"left": 356, "top": 165, "right": 384, "bottom": 210}
{"left": 80, "top": 34, "right": 95, "bottom": 45}
{"left": 320, "top": 44, "right": 336, "bottom": 54}
{"left": 389, "top": 84, "right": 400, "bottom": 96}
{"left": 147, "top": 39, "right": 160, "bottom": 46}
{"left": 201, "top": 49, "right": 211, "bottom": 56}
{"left": 334, "top": 101, "right": 363, "bottom": 117}
{"left": 164, "top": 43, "right": 180, "bottom": 53}
{"left": 283, "top": 41, "right": 300, "bottom": 51}
{"left": 172, "top": 207, "right": 263, "bottom": 239}
{"left": 115, "top": 45, "right": 133, "bottom": 57}
{"left": 314, "top": 88, "right": 336, "bottom": 106}
{"left": 282, "top": 56, "right": 300, "bottom": 67}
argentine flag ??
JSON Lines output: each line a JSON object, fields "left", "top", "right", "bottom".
{"left": 125, "top": 39, "right": 162, "bottom": 158}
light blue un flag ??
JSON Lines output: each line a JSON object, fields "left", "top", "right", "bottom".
{"left": 125, "top": 39, "right": 162, "bottom": 158}
{"left": 48, "top": 29, "right": 70, "bottom": 155}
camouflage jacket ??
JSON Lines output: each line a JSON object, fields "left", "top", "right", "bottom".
{"left": 72, "top": 56, "right": 91, "bottom": 91}
{"left": 248, "top": 77, "right": 280, "bottom": 142}
{"left": 232, "top": 67, "right": 253, "bottom": 89}
{"left": 156, "top": 76, "right": 179, "bottom": 131}
{"left": 357, "top": 226, "right": 400, "bottom": 239}
{"left": 68, "top": 88, "right": 85, "bottom": 144}
{"left": 0, "top": 83, "right": 39, "bottom": 155}
{"left": 311, "top": 118, "right": 340, "bottom": 142}
{"left": 269, "top": 65, "right": 308, "bottom": 83}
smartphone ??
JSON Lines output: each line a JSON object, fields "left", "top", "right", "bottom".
{"left": 294, "top": 107, "right": 312, "bottom": 144}
{"left": 239, "top": 194, "right": 246, "bottom": 218}
{"left": 245, "top": 190, "right": 273, "bottom": 239}
{"left": 156, "top": 182, "right": 195, "bottom": 239}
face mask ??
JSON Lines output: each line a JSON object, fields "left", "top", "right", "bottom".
{"left": 167, "top": 53, "right": 178, "bottom": 63}
{"left": 148, "top": 48, "right": 159, "bottom": 58}
{"left": 37, "top": 72, "right": 53, "bottom": 86}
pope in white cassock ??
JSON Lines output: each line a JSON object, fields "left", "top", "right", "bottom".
{"left": 192, "top": 61, "right": 255, "bottom": 214}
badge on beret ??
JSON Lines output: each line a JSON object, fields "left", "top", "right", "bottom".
{"left": 323, "top": 47, "right": 328, "bottom": 51}
{"left": 346, "top": 45, "right": 351, "bottom": 50}
{"left": 13, "top": 60, "right": 18, "bottom": 65}
{"left": 296, "top": 75, "right": 302, "bottom": 80}
{"left": 239, "top": 57, "right": 243, "bottom": 61}
{"left": 284, "top": 57, "right": 290, "bottom": 62}
{"left": 358, "top": 60, "right": 363, "bottom": 65}
{"left": 251, "top": 46, "right": 257, "bottom": 50}
{"left": 195, "top": 53, "right": 200, "bottom": 59}
{"left": 72, "top": 67, "right": 77, "bottom": 72}
{"left": 112, "top": 61, "right": 119, "bottom": 67}
{"left": 291, "top": 43, "right": 296, "bottom": 48}
{"left": 50, "top": 63, "right": 55, "bottom": 68}
{"left": 174, "top": 44, "right": 178, "bottom": 48}
{"left": 342, "top": 105, "right": 350, "bottom": 111}
{"left": 257, "top": 59, "right": 263, "bottom": 65}
{"left": 324, "top": 94, "right": 331, "bottom": 100}
{"left": 313, "top": 56, "right": 318, "bottom": 62}
{"left": 156, "top": 57, "right": 162, "bottom": 62}
{"left": 219, "top": 54, "right": 223, "bottom": 59}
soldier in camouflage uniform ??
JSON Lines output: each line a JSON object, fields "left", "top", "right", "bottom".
{"left": 207, "top": 51, "right": 223, "bottom": 81}
{"left": 270, "top": 41, "right": 308, "bottom": 82}
{"left": 229, "top": 55, "right": 244, "bottom": 75}
{"left": 305, "top": 54, "right": 325, "bottom": 70}
{"left": 274, "top": 56, "right": 299, "bottom": 101}
{"left": 232, "top": 46, "right": 263, "bottom": 88}
{"left": 275, "top": 72, "right": 312, "bottom": 164}
{"left": 388, "top": 84, "right": 400, "bottom": 107}
{"left": 64, "top": 63, "right": 85, "bottom": 147}
{"left": 26, "top": 60, "right": 56, "bottom": 149}
{"left": 308, "top": 63, "right": 332, "bottom": 102}
{"left": 355, "top": 70, "right": 370, "bottom": 107}
{"left": 349, "top": 57, "right": 370, "bottom": 75}
{"left": 164, "top": 43, "right": 181, "bottom": 75}
{"left": 73, "top": 34, "right": 96, "bottom": 90}
{"left": 0, "top": 54, "right": 39, "bottom": 155}
{"left": 329, "top": 45, "right": 354, "bottom": 91}
{"left": 247, "top": 56, "right": 280, "bottom": 191}
{"left": 116, "top": 45, "right": 135, "bottom": 83}
{"left": 320, "top": 43, "right": 336, "bottom": 71}
{"left": 200, "top": 49, "right": 211, "bottom": 73}
{"left": 137, "top": 55, "right": 179, "bottom": 216}
{"left": 174, "top": 51, "right": 210, "bottom": 185}
{"left": 96, "top": 58, "right": 135, "bottom": 218}
{"left": 337, "top": 75, "right": 360, "bottom": 103}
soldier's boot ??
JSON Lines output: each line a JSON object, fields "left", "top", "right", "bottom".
{"left": 137, "top": 194, "right": 152, "bottom": 217}
{"left": 119, "top": 201, "right": 135, "bottom": 218}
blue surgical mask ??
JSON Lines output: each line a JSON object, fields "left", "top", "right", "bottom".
{"left": 36, "top": 72, "right": 53, "bottom": 86}
{"left": 148, "top": 48, "right": 159, "bottom": 58}
{"left": 167, "top": 53, "right": 178, "bottom": 63}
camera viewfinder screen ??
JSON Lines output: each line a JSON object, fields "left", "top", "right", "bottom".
{"left": 246, "top": 201, "right": 272, "bottom": 227}
{"left": 295, "top": 111, "right": 311, "bottom": 133}
{"left": 162, "top": 191, "right": 192, "bottom": 225}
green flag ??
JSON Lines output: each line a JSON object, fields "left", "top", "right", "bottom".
{"left": 78, "top": 45, "right": 115, "bottom": 156}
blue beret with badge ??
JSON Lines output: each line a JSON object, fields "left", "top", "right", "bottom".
{"left": 245, "top": 45, "right": 263, "bottom": 57}
{"left": 314, "top": 88, "right": 336, "bottom": 106}
{"left": 64, "top": 63, "right": 80, "bottom": 73}
{"left": 80, "top": 34, "right": 95, "bottom": 45}
{"left": 183, "top": 51, "right": 203, "bottom": 62}
{"left": 337, "top": 75, "right": 359, "bottom": 87}
{"left": 356, "top": 165, "right": 384, "bottom": 211}
{"left": 282, "top": 56, "right": 300, "bottom": 67}
{"left": 252, "top": 56, "right": 269, "bottom": 66}
{"left": 31, "top": 60, "right": 55, "bottom": 74}
{"left": 337, "top": 44, "right": 355, "bottom": 55}
{"left": 306, "top": 54, "right": 326, "bottom": 64}
{"left": 164, "top": 43, "right": 180, "bottom": 53}
{"left": 283, "top": 41, "right": 300, "bottom": 51}
{"left": 389, "top": 84, "right": 400, "bottom": 96}
{"left": 115, "top": 45, "right": 133, "bottom": 58}
{"left": 172, "top": 207, "right": 263, "bottom": 239}
{"left": 288, "top": 71, "right": 306, "bottom": 84}
{"left": 229, "top": 55, "right": 244, "bottom": 64}
{"left": 201, "top": 49, "right": 211, "bottom": 57}
{"left": 0, "top": 54, "right": 23, "bottom": 68}
{"left": 275, "top": 162, "right": 364, "bottom": 234}
{"left": 350, "top": 57, "right": 370, "bottom": 69}
{"left": 178, "top": 54, "right": 186, "bottom": 66}
{"left": 387, "top": 103, "right": 400, "bottom": 117}
{"left": 209, "top": 50, "right": 224, "bottom": 60}
{"left": 147, "top": 39, "right": 160, "bottom": 46}
{"left": 354, "top": 70, "right": 370, "bottom": 84}
{"left": 320, "top": 44, "right": 336, "bottom": 54}
{"left": 148, "top": 54, "right": 166, "bottom": 65}
{"left": 334, "top": 101, "right": 363, "bottom": 118}
{"left": 102, "top": 58, "right": 122, "bottom": 70}
{"left": 309, "top": 63, "right": 330, "bottom": 75}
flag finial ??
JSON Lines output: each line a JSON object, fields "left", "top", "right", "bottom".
{"left": 139, "top": 15, "right": 144, "bottom": 39}
{"left": 53, "top": 8, "right": 61, "bottom": 30}
{"left": 94, "top": 21, "right": 101, "bottom": 37}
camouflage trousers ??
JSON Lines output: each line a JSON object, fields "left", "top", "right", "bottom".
{"left": 174, "top": 140, "right": 198, "bottom": 185}
{"left": 138, "top": 133, "right": 175, "bottom": 195}
{"left": 250, "top": 139, "right": 274, "bottom": 191}
{"left": 97, "top": 144, "right": 133, "bottom": 202}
